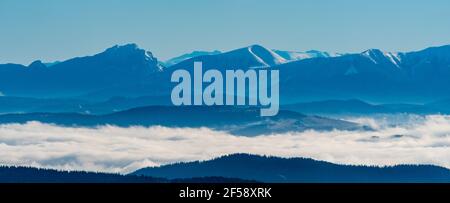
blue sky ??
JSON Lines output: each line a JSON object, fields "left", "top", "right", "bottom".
{"left": 1, "top": 0, "right": 450, "bottom": 64}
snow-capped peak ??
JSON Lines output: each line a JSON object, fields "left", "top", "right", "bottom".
{"left": 163, "top": 50, "right": 222, "bottom": 67}
{"left": 362, "top": 49, "right": 382, "bottom": 64}
{"left": 246, "top": 44, "right": 287, "bottom": 67}
{"left": 273, "top": 49, "right": 342, "bottom": 62}
{"left": 99, "top": 43, "right": 164, "bottom": 72}
{"left": 384, "top": 52, "right": 402, "bottom": 67}
{"left": 362, "top": 49, "right": 403, "bottom": 67}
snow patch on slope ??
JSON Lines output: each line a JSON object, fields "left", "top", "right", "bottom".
{"left": 274, "top": 50, "right": 342, "bottom": 62}
{"left": 247, "top": 45, "right": 287, "bottom": 67}
{"left": 362, "top": 49, "right": 403, "bottom": 67}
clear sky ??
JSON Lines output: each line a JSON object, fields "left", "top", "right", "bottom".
{"left": 1, "top": 0, "right": 450, "bottom": 64}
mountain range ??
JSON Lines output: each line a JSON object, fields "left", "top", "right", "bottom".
{"left": 278, "top": 45, "right": 450, "bottom": 103}
{"left": 2, "top": 43, "right": 450, "bottom": 104}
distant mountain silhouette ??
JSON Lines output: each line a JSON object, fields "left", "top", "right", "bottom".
{"left": 283, "top": 99, "right": 388, "bottom": 115}
{"left": 282, "top": 99, "right": 447, "bottom": 115}
{"left": 3, "top": 96, "right": 450, "bottom": 116}
{"left": 0, "top": 166, "right": 252, "bottom": 183}
{"left": 132, "top": 154, "right": 450, "bottom": 183}
{"left": 0, "top": 106, "right": 365, "bottom": 136}
{"left": 0, "top": 95, "right": 171, "bottom": 114}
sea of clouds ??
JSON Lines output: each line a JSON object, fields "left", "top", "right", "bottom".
{"left": 0, "top": 114, "right": 449, "bottom": 174}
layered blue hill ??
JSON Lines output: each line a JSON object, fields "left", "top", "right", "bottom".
{"left": 282, "top": 99, "right": 448, "bottom": 115}
{"left": 0, "top": 106, "right": 364, "bottom": 136}
{"left": 132, "top": 154, "right": 450, "bottom": 183}
{"left": 0, "top": 95, "right": 171, "bottom": 114}
{"left": 3, "top": 96, "right": 450, "bottom": 116}
{"left": 283, "top": 99, "right": 389, "bottom": 115}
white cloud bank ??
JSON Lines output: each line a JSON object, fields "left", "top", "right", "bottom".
{"left": 0, "top": 114, "right": 449, "bottom": 174}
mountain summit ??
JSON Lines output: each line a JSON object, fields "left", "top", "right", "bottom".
{"left": 274, "top": 49, "right": 342, "bottom": 61}
{"left": 168, "top": 44, "right": 286, "bottom": 70}
{"left": 163, "top": 50, "right": 222, "bottom": 67}
{"left": 104, "top": 44, "right": 161, "bottom": 66}
{"left": 0, "top": 43, "right": 162, "bottom": 98}
{"left": 91, "top": 43, "right": 163, "bottom": 72}
{"left": 28, "top": 60, "right": 47, "bottom": 69}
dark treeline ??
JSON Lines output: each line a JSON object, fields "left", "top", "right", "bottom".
{"left": 0, "top": 166, "right": 251, "bottom": 183}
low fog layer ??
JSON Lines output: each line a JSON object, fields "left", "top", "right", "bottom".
{"left": 0, "top": 114, "right": 449, "bottom": 174}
